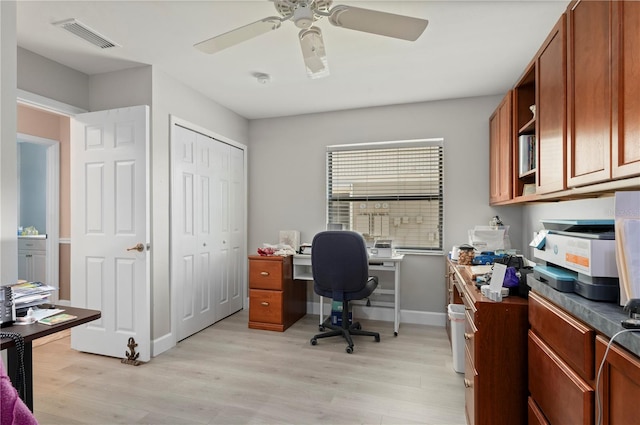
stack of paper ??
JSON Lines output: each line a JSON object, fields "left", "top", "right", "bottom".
{"left": 10, "top": 281, "right": 57, "bottom": 312}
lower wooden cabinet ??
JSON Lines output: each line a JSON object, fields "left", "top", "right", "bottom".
{"left": 447, "top": 259, "right": 529, "bottom": 425}
{"left": 248, "top": 255, "right": 306, "bottom": 332}
{"left": 528, "top": 291, "right": 640, "bottom": 424}
{"left": 595, "top": 335, "right": 640, "bottom": 425}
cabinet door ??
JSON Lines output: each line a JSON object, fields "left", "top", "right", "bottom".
{"left": 537, "top": 15, "right": 567, "bottom": 194}
{"left": 489, "top": 93, "right": 512, "bottom": 204}
{"left": 17, "top": 251, "right": 29, "bottom": 281}
{"left": 595, "top": 335, "right": 640, "bottom": 425}
{"left": 612, "top": 1, "right": 640, "bottom": 179}
{"left": 31, "top": 251, "right": 47, "bottom": 283}
{"left": 567, "top": 0, "right": 612, "bottom": 187}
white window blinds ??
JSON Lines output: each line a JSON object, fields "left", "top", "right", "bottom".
{"left": 326, "top": 139, "right": 444, "bottom": 253}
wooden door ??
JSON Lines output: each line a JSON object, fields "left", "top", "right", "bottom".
{"left": 612, "top": 1, "right": 640, "bottom": 179}
{"left": 595, "top": 335, "right": 640, "bottom": 425}
{"left": 71, "top": 106, "right": 150, "bottom": 362}
{"left": 536, "top": 15, "right": 566, "bottom": 194}
{"left": 567, "top": 0, "right": 612, "bottom": 187}
{"left": 489, "top": 92, "right": 512, "bottom": 204}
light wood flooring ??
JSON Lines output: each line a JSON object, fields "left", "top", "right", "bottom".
{"left": 32, "top": 310, "right": 466, "bottom": 424}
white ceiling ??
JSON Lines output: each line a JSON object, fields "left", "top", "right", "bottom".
{"left": 16, "top": 0, "right": 570, "bottom": 120}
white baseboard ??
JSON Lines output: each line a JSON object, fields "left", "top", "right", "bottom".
{"left": 306, "top": 301, "right": 446, "bottom": 328}
{"left": 152, "top": 333, "right": 174, "bottom": 357}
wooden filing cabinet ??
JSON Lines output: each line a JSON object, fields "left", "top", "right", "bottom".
{"left": 248, "top": 255, "right": 306, "bottom": 332}
{"left": 447, "top": 259, "right": 529, "bottom": 425}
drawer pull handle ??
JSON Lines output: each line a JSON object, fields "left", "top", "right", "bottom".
{"left": 261, "top": 302, "right": 269, "bottom": 307}
{"left": 260, "top": 272, "right": 269, "bottom": 276}
{"left": 464, "top": 333, "right": 473, "bottom": 340}
{"left": 464, "top": 306, "right": 472, "bottom": 311}
{"left": 464, "top": 379, "right": 472, "bottom": 388}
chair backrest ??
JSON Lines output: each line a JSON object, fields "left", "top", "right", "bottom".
{"left": 311, "top": 231, "right": 370, "bottom": 301}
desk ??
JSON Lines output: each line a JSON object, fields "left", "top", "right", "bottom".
{"left": 1, "top": 306, "right": 101, "bottom": 411}
{"left": 293, "top": 254, "right": 404, "bottom": 335}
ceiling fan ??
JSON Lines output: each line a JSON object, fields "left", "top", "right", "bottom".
{"left": 194, "top": 0, "right": 429, "bottom": 79}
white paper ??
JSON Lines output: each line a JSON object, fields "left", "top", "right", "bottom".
{"left": 490, "top": 263, "right": 507, "bottom": 292}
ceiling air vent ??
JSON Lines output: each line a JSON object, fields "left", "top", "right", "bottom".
{"left": 53, "top": 18, "right": 119, "bottom": 49}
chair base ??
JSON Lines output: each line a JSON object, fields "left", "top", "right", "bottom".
{"left": 310, "top": 300, "right": 380, "bottom": 354}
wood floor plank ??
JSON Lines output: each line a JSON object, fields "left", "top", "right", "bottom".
{"left": 32, "top": 310, "right": 466, "bottom": 424}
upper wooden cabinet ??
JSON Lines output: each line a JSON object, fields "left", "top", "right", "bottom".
{"left": 612, "top": 1, "right": 640, "bottom": 179}
{"left": 488, "top": 1, "right": 639, "bottom": 205}
{"left": 489, "top": 92, "right": 513, "bottom": 204}
{"left": 567, "top": 0, "right": 612, "bottom": 187}
{"left": 536, "top": 15, "right": 567, "bottom": 194}
{"left": 512, "top": 64, "right": 537, "bottom": 201}
{"left": 567, "top": 0, "right": 640, "bottom": 187}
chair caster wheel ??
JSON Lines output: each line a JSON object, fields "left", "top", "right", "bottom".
{"left": 310, "top": 338, "right": 317, "bottom": 346}
{"left": 375, "top": 335, "right": 380, "bottom": 342}
{"left": 394, "top": 332, "right": 398, "bottom": 337}
{"left": 345, "top": 346, "right": 353, "bottom": 354}
{"left": 319, "top": 325, "right": 325, "bottom": 332}
{"left": 354, "top": 323, "right": 362, "bottom": 330}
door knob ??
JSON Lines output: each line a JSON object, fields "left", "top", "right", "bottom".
{"left": 127, "top": 243, "right": 145, "bottom": 252}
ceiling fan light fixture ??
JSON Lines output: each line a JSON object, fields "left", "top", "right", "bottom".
{"left": 293, "top": 2, "right": 315, "bottom": 29}
{"left": 299, "top": 26, "right": 329, "bottom": 79}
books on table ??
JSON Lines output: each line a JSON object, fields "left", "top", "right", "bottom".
{"left": 38, "top": 313, "right": 77, "bottom": 326}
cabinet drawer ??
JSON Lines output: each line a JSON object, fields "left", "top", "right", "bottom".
{"left": 464, "top": 309, "right": 477, "bottom": 365}
{"left": 249, "top": 260, "right": 283, "bottom": 290}
{"left": 528, "top": 397, "right": 550, "bottom": 425}
{"left": 464, "top": 347, "right": 477, "bottom": 425}
{"left": 528, "top": 330, "right": 594, "bottom": 425}
{"left": 18, "top": 238, "right": 46, "bottom": 251}
{"left": 249, "top": 289, "right": 283, "bottom": 324}
{"left": 529, "top": 291, "right": 595, "bottom": 379}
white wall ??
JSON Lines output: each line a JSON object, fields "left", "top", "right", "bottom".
{"left": 89, "top": 66, "right": 153, "bottom": 111}
{"left": 248, "top": 96, "right": 525, "bottom": 316}
{"left": 1, "top": 1, "right": 18, "bottom": 285}
{"left": 18, "top": 47, "right": 89, "bottom": 111}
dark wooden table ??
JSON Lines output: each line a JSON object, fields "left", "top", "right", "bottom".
{"left": 1, "top": 306, "right": 101, "bottom": 410}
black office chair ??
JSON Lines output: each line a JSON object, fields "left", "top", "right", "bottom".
{"left": 309, "top": 231, "right": 380, "bottom": 353}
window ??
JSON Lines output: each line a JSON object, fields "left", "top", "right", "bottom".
{"left": 326, "top": 139, "right": 444, "bottom": 253}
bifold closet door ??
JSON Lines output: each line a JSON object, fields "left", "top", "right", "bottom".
{"left": 172, "top": 125, "right": 245, "bottom": 341}
{"left": 213, "top": 142, "right": 244, "bottom": 322}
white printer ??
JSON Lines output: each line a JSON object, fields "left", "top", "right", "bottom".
{"left": 532, "top": 219, "right": 619, "bottom": 302}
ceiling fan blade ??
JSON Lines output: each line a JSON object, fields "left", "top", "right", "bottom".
{"left": 299, "top": 26, "right": 329, "bottom": 79}
{"left": 194, "top": 17, "right": 283, "bottom": 54}
{"left": 328, "top": 5, "right": 428, "bottom": 41}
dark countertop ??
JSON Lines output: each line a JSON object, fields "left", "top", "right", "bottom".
{"left": 528, "top": 274, "right": 640, "bottom": 358}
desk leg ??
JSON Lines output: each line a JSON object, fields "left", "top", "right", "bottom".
{"left": 7, "top": 341, "right": 33, "bottom": 411}
{"left": 394, "top": 266, "right": 400, "bottom": 336}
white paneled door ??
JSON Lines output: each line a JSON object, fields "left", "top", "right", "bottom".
{"left": 172, "top": 124, "right": 244, "bottom": 342}
{"left": 70, "top": 106, "right": 150, "bottom": 362}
